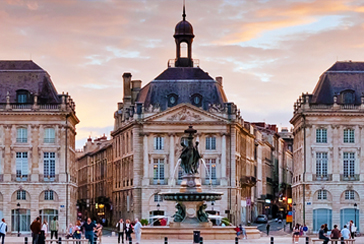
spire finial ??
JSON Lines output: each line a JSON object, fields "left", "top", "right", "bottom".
{"left": 182, "top": 0, "right": 186, "bottom": 21}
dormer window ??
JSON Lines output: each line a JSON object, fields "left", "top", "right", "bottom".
{"left": 16, "top": 90, "right": 29, "bottom": 103}
{"left": 340, "top": 89, "right": 355, "bottom": 104}
{"left": 191, "top": 93, "right": 202, "bottom": 107}
{"left": 167, "top": 93, "right": 178, "bottom": 107}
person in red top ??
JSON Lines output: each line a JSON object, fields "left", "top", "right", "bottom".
{"left": 330, "top": 225, "right": 341, "bottom": 240}
{"left": 30, "top": 217, "right": 41, "bottom": 244}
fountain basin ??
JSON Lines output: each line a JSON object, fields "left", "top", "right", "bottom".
{"left": 160, "top": 192, "right": 223, "bottom": 202}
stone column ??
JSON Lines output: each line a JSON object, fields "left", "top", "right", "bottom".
{"left": 142, "top": 134, "right": 149, "bottom": 185}
{"left": 221, "top": 133, "right": 227, "bottom": 185}
{"left": 169, "top": 134, "right": 175, "bottom": 185}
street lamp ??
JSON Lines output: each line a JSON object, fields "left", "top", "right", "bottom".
{"left": 354, "top": 203, "right": 357, "bottom": 225}
{"left": 293, "top": 203, "right": 297, "bottom": 230}
{"left": 157, "top": 203, "right": 160, "bottom": 211}
{"left": 211, "top": 201, "right": 215, "bottom": 211}
{"left": 17, "top": 202, "right": 20, "bottom": 237}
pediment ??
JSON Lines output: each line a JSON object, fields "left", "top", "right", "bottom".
{"left": 144, "top": 104, "right": 227, "bottom": 123}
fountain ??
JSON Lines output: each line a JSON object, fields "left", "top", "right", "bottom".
{"left": 160, "top": 125, "right": 223, "bottom": 227}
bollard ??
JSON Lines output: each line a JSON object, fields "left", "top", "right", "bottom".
{"left": 270, "top": 236, "right": 274, "bottom": 244}
{"left": 24, "top": 237, "right": 28, "bottom": 244}
{"left": 58, "top": 237, "right": 62, "bottom": 244}
{"left": 235, "top": 236, "right": 239, "bottom": 244}
{"left": 306, "top": 236, "right": 309, "bottom": 244}
{"left": 341, "top": 236, "right": 344, "bottom": 244}
{"left": 129, "top": 237, "right": 132, "bottom": 244}
{"left": 164, "top": 236, "right": 168, "bottom": 244}
{"left": 193, "top": 231, "right": 200, "bottom": 244}
{"left": 200, "top": 236, "right": 203, "bottom": 244}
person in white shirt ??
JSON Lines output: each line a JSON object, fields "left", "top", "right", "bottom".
{"left": 116, "top": 219, "right": 125, "bottom": 244}
{"left": 133, "top": 218, "right": 142, "bottom": 244}
{"left": 41, "top": 220, "right": 48, "bottom": 238}
{"left": 0, "top": 218, "right": 8, "bottom": 244}
{"left": 341, "top": 225, "right": 350, "bottom": 239}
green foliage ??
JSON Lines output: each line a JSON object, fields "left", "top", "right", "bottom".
{"left": 140, "top": 219, "right": 149, "bottom": 226}
{"left": 222, "top": 217, "right": 230, "bottom": 226}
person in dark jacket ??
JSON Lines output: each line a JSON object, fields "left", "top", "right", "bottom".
{"left": 82, "top": 218, "right": 96, "bottom": 244}
{"left": 30, "top": 217, "right": 41, "bottom": 244}
{"left": 319, "top": 224, "right": 329, "bottom": 244}
{"left": 116, "top": 219, "right": 125, "bottom": 244}
{"left": 124, "top": 219, "right": 133, "bottom": 242}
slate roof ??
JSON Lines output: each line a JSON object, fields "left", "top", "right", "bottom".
{"left": 0, "top": 60, "right": 61, "bottom": 104}
{"left": 136, "top": 67, "right": 228, "bottom": 111}
{"left": 311, "top": 61, "right": 364, "bottom": 105}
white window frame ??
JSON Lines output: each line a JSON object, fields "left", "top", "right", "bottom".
{"left": 205, "top": 136, "right": 216, "bottom": 150}
{"left": 205, "top": 158, "right": 217, "bottom": 183}
{"left": 345, "top": 190, "right": 355, "bottom": 200}
{"left": 154, "top": 137, "right": 164, "bottom": 150}
{"left": 16, "top": 128, "right": 27, "bottom": 143}
{"left": 44, "top": 152, "right": 56, "bottom": 181}
{"left": 343, "top": 129, "right": 355, "bottom": 143}
{"left": 153, "top": 158, "right": 165, "bottom": 184}
{"left": 44, "top": 190, "right": 54, "bottom": 200}
{"left": 318, "top": 190, "right": 327, "bottom": 200}
{"left": 44, "top": 128, "right": 55, "bottom": 143}
{"left": 343, "top": 152, "right": 355, "bottom": 178}
{"left": 16, "top": 152, "right": 28, "bottom": 181}
{"left": 154, "top": 194, "right": 163, "bottom": 202}
{"left": 16, "top": 190, "right": 26, "bottom": 200}
{"left": 316, "top": 128, "right": 327, "bottom": 143}
{"left": 316, "top": 152, "right": 328, "bottom": 177}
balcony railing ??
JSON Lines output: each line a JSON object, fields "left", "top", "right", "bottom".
{"left": 201, "top": 178, "right": 220, "bottom": 185}
{"left": 12, "top": 174, "right": 29, "bottom": 182}
{"left": 39, "top": 174, "right": 59, "bottom": 182}
{"left": 150, "top": 178, "right": 168, "bottom": 185}
{"left": 340, "top": 174, "right": 360, "bottom": 181}
{"left": 312, "top": 174, "right": 332, "bottom": 181}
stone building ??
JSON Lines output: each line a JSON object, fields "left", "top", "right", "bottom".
{"left": 76, "top": 135, "right": 113, "bottom": 225}
{"left": 291, "top": 61, "right": 364, "bottom": 232}
{"left": 0, "top": 60, "right": 79, "bottom": 233}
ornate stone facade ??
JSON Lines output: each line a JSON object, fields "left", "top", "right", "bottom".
{"left": 0, "top": 61, "right": 79, "bottom": 234}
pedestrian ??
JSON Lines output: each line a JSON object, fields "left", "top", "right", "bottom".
{"left": 0, "top": 218, "right": 7, "bottom": 244}
{"left": 348, "top": 220, "right": 356, "bottom": 239}
{"left": 50, "top": 217, "right": 59, "bottom": 242}
{"left": 124, "top": 219, "right": 133, "bottom": 242}
{"left": 30, "top": 217, "right": 41, "bottom": 244}
{"left": 116, "top": 219, "right": 125, "bottom": 244}
{"left": 66, "top": 223, "right": 73, "bottom": 239}
{"left": 239, "top": 224, "right": 247, "bottom": 239}
{"left": 341, "top": 225, "right": 350, "bottom": 240}
{"left": 73, "top": 220, "right": 82, "bottom": 244}
{"left": 266, "top": 223, "right": 270, "bottom": 236}
{"left": 41, "top": 220, "right": 48, "bottom": 238}
{"left": 95, "top": 222, "right": 103, "bottom": 244}
{"left": 134, "top": 218, "right": 142, "bottom": 244}
{"left": 293, "top": 224, "right": 300, "bottom": 244}
{"left": 330, "top": 224, "right": 341, "bottom": 243}
{"left": 319, "top": 224, "right": 329, "bottom": 244}
{"left": 82, "top": 218, "right": 96, "bottom": 244}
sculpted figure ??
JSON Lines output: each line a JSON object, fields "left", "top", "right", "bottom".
{"left": 173, "top": 203, "right": 186, "bottom": 222}
{"left": 180, "top": 139, "right": 200, "bottom": 175}
{"left": 197, "top": 204, "right": 209, "bottom": 222}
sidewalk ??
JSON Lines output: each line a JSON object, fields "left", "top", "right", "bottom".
{"left": 2, "top": 235, "right": 364, "bottom": 244}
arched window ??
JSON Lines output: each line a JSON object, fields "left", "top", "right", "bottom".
{"left": 340, "top": 90, "right": 355, "bottom": 104}
{"left": 180, "top": 42, "right": 188, "bottom": 57}
{"left": 191, "top": 93, "right": 203, "bottom": 107}
{"left": 16, "top": 90, "right": 29, "bottom": 103}
{"left": 167, "top": 93, "right": 178, "bottom": 107}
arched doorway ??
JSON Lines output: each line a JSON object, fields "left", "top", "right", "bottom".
{"left": 340, "top": 208, "right": 359, "bottom": 231}
{"left": 313, "top": 208, "right": 332, "bottom": 233}
{"left": 11, "top": 209, "right": 31, "bottom": 233}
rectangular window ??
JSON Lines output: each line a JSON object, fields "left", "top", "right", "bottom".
{"left": 206, "top": 137, "right": 216, "bottom": 150}
{"left": 154, "top": 194, "right": 163, "bottom": 202}
{"left": 345, "top": 190, "right": 355, "bottom": 200}
{"left": 44, "top": 128, "right": 55, "bottom": 143}
{"left": 343, "top": 129, "right": 355, "bottom": 143}
{"left": 178, "top": 166, "right": 183, "bottom": 182}
{"left": 17, "top": 94, "right": 27, "bottom": 103}
{"left": 316, "top": 129, "right": 327, "bottom": 143}
{"left": 16, "top": 190, "right": 26, "bottom": 200}
{"left": 44, "top": 190, "right": 54, "bottom": 200}
{"left": 16, "top": 152, "right": 28, "bottom": 181}
{"left": 316, "top": 152, "right": 328, "bottom": 177}
{"left": 44, "top": 152, "right": 56, "bottom": 181}
{"left": 16, "top": 128, "right": 27, "bottom": 143}
{"left": 343, "top": 152, "right": 355, "bottom": 177}
{"left": 153, "top": 159, "right": 165, "bottom": 184}
{"left": 318, "top": 190, "right": 327, "bottom": 200}
{"left": 205, "top": 159, "right": 217, "bottom": 183}
{"left": 154, "top": 137, "right": 164, "bottom": 150}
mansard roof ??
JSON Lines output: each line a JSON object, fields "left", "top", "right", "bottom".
{"left": 136, "top": 67, "right": 228, "bottom": 112}
{"left": 0, "top": 60, "right": 61, "bottom": 104}
{"left": 311, "top": 61, "right": 364, "bottom": 105}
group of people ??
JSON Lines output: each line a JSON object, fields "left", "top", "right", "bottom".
{"left": 30, "top": 217, "right": 59, "bottom": 244}
{"left": 116, "top": 218, "right": 142, "bottom": 244}
{"left": 234, "top": 224, "right": 247, "bottom": 239}
{"left": 318, "top": 221, "right": 357, "bottom": 244}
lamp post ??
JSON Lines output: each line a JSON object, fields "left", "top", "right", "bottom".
{"left": 157, "top": 203, "right": 160, "bottom": 211}
{"left": 211, "top": 201, "right": 215, "bottom": 211}
{"left": 17, "top": 202, "right": 20, "bottom": 237}
{"left": 354, "top": 203, "right": 357, "bottom": 225}
{"left": 293, "top": 203, "right": 296, "bottom": 230}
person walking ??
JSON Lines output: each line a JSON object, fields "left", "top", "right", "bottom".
{"left": 134, "top": 218, "right": 142, "bottom": 244}
{"left": 266, "top": 223, "right": 270, "bottom": 236}
{"left": 50, "top": 217, "right": 59, "bottom": 242}
{"left": 116, "top": 219, "right": 125, "bottom": 244}
{"left": 30, "top": 217, "right": 42, "bottom": 244}
{"left": 73, "top": 220, "right": 82, "bottom": 244}
{"left": 319, "top": 224, "right": 329, "bottom": 244}
{"left": 341, "top": 225, "right": 350, "bottom": 240}
{"left": 239, "top": 224, "right": 247, "bottom": 239}
{"left": 348, "top": 220, "right": 356, "bottom": 239}
{"left": 82, "top": 218, "right": 96, "bottom": 244}
{"left": 41, "top": 220, "right": 48, "bottom": 238}
{"left": 0, "top": 218, "right": 7, "bottom": 244}
{"left": 124, "top": 219, "right": 133, "bottom": 242}
{"left": 95, "top": 222, "right": 103, "bottom": 244}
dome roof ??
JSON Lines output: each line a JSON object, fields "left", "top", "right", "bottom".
{"left": 174, "top": 20, "right": 194, "bottom": 37}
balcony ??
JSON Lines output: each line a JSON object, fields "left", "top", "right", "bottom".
{"left": 39, "top": 174, "right": 59, "bottom": 182}
{"left": 12, "top": 174, "right": 29, "bottom": 182}
{"left": 149, "top": 178, "right": 168, "bottom": 185}
{"left": 201, "top": 178, "right": 220, "bottom": 185}
{"left": 312, "top": 174, "right": 332, "bottom": 181}
{"left": 340, "top": 174, "right": 360, "bottom": 181}
{"left": 240, "top": 176, "right": 257, "bottom": 187}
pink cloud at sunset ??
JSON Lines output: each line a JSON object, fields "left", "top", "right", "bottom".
{"left": 1, "top": 0, "right": 364, "bottom": 148}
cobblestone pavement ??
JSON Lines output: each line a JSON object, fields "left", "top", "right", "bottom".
{"left": 2, "top": 235, "right": 364, "bottom": 244}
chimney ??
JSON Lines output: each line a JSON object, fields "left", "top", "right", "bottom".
{"left": 216, "top": 76, "right": 223, "bottom": 86}
{"left": 123, "top": 73, "right": 132, "bottom": 105}
{"left": 131, "top": 80, "right": 142, "bottom": 104}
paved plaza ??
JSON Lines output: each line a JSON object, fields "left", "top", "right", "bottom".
{"left": 2, "top": 235, "right": 364, "bottom": 244}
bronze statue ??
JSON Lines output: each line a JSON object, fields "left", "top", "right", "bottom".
{"left": 173, "top": 203, "right": 186, "bottom": 222}
{"left": 197, "top": 203, "right": 209, "bottom": 222}
{"left": 180, "top": 138, "right": 200, "bottom": 175}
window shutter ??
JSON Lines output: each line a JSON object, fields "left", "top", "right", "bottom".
{"left": 212, "top": 137, "right": 216, "bottom": 149}
{"left": 16, "top": 154, "right": 22, "bottom": 175}
{"left": 153, "top": 137, "right": 157, "bottom": 150}
{"left": 161, "top": 137, "right": 164, "bottom": 150}
{"left": 22, "top": 153, "right": 28, "bottom": 176}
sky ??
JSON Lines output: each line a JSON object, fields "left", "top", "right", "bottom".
{"left": 2, "top": 0, "right": 364, "bottom": 148}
